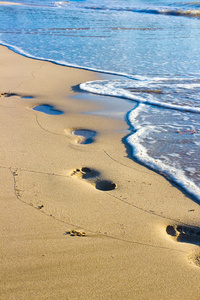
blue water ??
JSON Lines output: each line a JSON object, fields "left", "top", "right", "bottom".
{"left": 0, "top": 0, "right": 200, "bottom": 201}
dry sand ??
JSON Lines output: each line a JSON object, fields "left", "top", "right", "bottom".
{"left": 0, "top": 45, "right": 200, "bottom": 299}
{"left": 0, "top": 2, "right": 22, "bottom": 5}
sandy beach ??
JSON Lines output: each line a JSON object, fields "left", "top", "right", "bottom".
{"left": 0, "top": 45, "right": 200, "bottom": 299}
{"left": 0, "top": 2, "right": 22, "bottom": 5}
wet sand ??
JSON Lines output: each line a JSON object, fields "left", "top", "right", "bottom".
{"left": 0, "top": 45, "right": 200, "bottom": 299}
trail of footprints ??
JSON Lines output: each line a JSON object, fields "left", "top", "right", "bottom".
{"left": 4, "top": 91, "right": 200, "bottom": 265}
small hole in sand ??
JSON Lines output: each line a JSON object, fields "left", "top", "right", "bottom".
{"left": 95, "top": 180, "right": 117, "bottom": 191}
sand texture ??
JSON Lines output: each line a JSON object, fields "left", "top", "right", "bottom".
{"left": 0, "top": 45, "right": 200, "bottom": 299}
{"left": 0, "top": 2, "right": 22, "bottom": 5}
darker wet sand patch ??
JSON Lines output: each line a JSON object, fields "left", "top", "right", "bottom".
{"left": 32, "top": 104, "right": 63, "bottom": 115}
{"left": 166, "top": 225, "right": 200, "bottom": 245}
{"left": 70, "top": 167, "right": 117, "bottom": 191}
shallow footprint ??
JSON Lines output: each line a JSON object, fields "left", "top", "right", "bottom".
{"left": 32, "top": 104, "right": 63, "bottom": 115}
{"left": 66, "top": 128, "right": 96, "bottom": 144}
{"left": 166, "top": 224, "right": 200, "bottom": 245}
{"left": 0, "top": 92, "right": 33, "bottom": 99}
{"left": 70, "top": 167, "right": 117, "bottom": 191}
{"left": 0, "top": 92, "right": 18, "bottom": 97}
{"left": 71, "top": 167, "right": 100, "bottom": 179}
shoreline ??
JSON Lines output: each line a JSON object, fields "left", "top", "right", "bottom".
{"left": 1, "top": 45, "right": 200, "bottom": 299}
{"left": 2, "top": 40, "right": 198, "bottom": 202}
{"left": 0, "top": 42, "right": 132, "bottom": 78}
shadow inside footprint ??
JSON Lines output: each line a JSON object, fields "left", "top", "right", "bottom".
{"left": 71, "top": 167, "right": 117, "bottom": 191}
{"left": 0, "top": 92, "right": 18, "bottom": 97}
{"left": 21, "top": 96, "right": 34, "bottom": 99}
{"left": 1, "top": 93, "right": 33, "bottom": 99}
{"left": 72, "top": 167, "right": 100, "bottom": 179}
{"left": 72, "top": 129, "right": 96, "bottom": 144}
{"left": 96, "top": 180, "right": 117, "bottom": 191}
{"left": 33, "top": 104, "right": 63, "bottom": 115}
{"left": 166, "top": 225, "right": 200, "bottom": 245}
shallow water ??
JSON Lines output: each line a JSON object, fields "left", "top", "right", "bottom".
{"left": 0, "top": 0, "right": 200, "bottom": 201}
{"left": 73, "top": 129, "right": 96, "bottom": 144}
{"left": 33, "top": 104, "right": 63, "bottom": 115}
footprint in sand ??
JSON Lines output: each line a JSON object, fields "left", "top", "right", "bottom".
{"left": 65, "top": 230, "right": 86, "bottom": 237}
{"left": 0, "top": 92, "right": 33, "bottom": 99}
{"left": 70, "top": 167, "right": 117, "bottom": 191}
{"left": 166, "top": 225, "right": 200, "bottom": 267}
{"left": 32, "top": 104, "right": 63, "bottom": 115}
{"left": 188, "top": 253, "right": 200, "bottom": 267}
{"left": 166, "top": 224, "right": 200, "bottom": 245}
{"left": 65, "top": 128, "right": 96, "bottom": 145}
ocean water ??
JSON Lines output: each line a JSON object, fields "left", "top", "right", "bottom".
{"left": 0, "top": 0, "right": 200, "bottom": 201}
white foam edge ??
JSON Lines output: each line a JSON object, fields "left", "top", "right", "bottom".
{"left": 80, "top": 80, "right": 200, "bottom": 114}
{"left": 1, "top": 42, "right": 199, "bottom": 200}
{"left": 0, "top": 41, "right": 147, "bottom": 81}
{"left": 127, "top": 104, "right": 200, "bottom": 202}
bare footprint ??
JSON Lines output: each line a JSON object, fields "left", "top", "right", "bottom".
{"left": 166, "top": 225, "right": 200, "bottom": 245}
{"left": 32, "top": 104, "right": 63, "bottom": 115}
{"left": 0, "top": 92, "right": 18, "bottom": 97}
{"left": 65, "top": 230, "right": 86, "bottom": 237}
{"left": 65, "top": 128, "right": 96, "bottom": 144}
{"left": 0, "top": 92, "right": 33, "bottom": 99}
{"left": 70, "top": 167, "right": 117, "bottom": 191}
{"left": 71, "top": 167, "right": 100, "bottom": 179}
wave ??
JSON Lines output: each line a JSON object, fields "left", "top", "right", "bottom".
{"left": 80, "top": 78, "right": 200, "bottom": 114}
{"left": 0, "top": 40, "right": 149, "bottom": 79}
{"left": 2, "top": 0, "right": 200, "bottom": 19}
{"left": 80, "top": 76, "right": 200, "bottom": 201}
{"left": 82, "top": 5, "right": 200, "bottom": 19}
{"left": 2, "top": 40, "right": 200, "bottom": 115}
{"left": 127, "top": 104, "right": 200, "bottom": 202}
{"left": 1, "top": 41, "right": 199, "bottom": 201}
